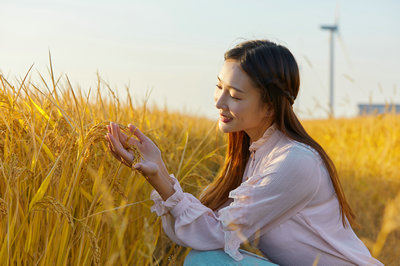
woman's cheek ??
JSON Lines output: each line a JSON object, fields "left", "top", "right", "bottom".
{"left": 230, "top": 101, "right": 248, "bottom": 118}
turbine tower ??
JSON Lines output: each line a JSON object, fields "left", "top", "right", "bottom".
{"left": 320, "top": 4, "right": 340, "bottom": 118}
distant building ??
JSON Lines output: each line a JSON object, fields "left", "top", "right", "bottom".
{"left": 358, "top": 103, "right": 400, "bottom": 115}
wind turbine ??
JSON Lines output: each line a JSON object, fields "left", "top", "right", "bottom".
{"left": 320, "top": 4, "right": 340, "bottom": 118}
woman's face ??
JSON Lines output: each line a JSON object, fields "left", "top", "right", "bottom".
{"left": 214, "top": 59, "right": 274, "bottom": 141}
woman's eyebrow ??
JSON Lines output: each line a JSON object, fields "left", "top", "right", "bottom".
{"left": 217, "top": 76, "right": 245, "bottom": 93}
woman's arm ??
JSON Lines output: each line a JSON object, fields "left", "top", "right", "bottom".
{"left": 148, "top": 169, "right": 175, "bottom": 201}
{"left": 105, "top": 122, "right": 321, "bottom": 261}
{"left": 150, "top": 174, "right": 226, "bottom": 250}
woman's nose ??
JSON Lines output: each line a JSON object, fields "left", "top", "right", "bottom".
{"left": 214, "top": 92, "right": 227, "bottom": 110}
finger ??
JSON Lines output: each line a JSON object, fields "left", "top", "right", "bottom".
{"left": 106, "top": 136, "right": 121, "bottom": 158}
{"left": 107, "top": 133, "right": 134, "bottom": 164}
{"left": 117, "top": 126, "right": 130, "bottom": 147}
{"left": 120, "top": 156, "right": 133, "bottom": 167}
{"left": 105, "top": 135, "right": 114, "bottom": 152}
{"left": 107, "top": 133, "right": 124, "bottom": 153}
{"left": 110, "top": 122, "right": 121, "bottom": 143}
{"left": 128, "top": 124, "right": 147, "bottom": 143}
{"left": 119, "top": 129, "right": 140, "bottom": 148}
{"left": 109, "top": 145, "right": 131, "bottom": 167}
{"left": 110, "top": 122, "right": 115, "bottom": 140}
{"left": 107, "top": 135, "right": 131, "bottom": 167}
{"left": 109, "top": 142, "right": 121, "bottom": 160}
{"left": 106, "top": 135, "right": 132, "bottom": 166}
{"left": 107, "top": 138, "right": 123, "bottom": 161}
{"left": 133, "top": 162, "right": 147, "bottom": 178}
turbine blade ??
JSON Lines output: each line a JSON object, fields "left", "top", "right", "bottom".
{"left": 335, "top": 0, "right": 340, "bottom": 25}
{"left": 337, "top": 33, "right": 353, "bottom": 68}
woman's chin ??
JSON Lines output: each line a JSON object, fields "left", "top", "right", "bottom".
{"left": 218, "top": 122, "right": 235, "bottom": 133}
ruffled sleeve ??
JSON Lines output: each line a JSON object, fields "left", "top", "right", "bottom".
{"left": 150, "top": 174, "right": 186, "bottom": 217}
{"left": 150, "top": 174, "right": 226, "bottom": 250}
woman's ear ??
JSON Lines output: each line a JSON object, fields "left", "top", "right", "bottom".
{"left": 267, "top": 107, "right": 275, "bottom": 118}
{"left": 263, "top": 102, "right": 274, "bottom": 118}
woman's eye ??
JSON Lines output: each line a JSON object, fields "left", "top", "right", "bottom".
{"left": 216, "top": 84, "right": 241, "bottom": 100}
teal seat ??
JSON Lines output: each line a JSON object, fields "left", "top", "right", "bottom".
{"left": 184, "top": 249, "right": 278, "bottom": 266}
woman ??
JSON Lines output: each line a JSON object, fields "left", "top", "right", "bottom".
{"left": 105, "top": 40, "right": 383, "bottom": 265}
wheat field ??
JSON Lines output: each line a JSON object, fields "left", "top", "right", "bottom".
{"left": 0, "top": 67, "right": 399, "bottom": 265}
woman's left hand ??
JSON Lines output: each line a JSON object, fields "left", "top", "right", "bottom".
{"left": 105, "top": 122, "right": 167, "bottom": 180}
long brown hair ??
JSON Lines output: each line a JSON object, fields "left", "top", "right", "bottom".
{"left": 200, "top": 39, "right": 356, "bottom": 228}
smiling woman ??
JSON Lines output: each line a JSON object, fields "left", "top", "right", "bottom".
{"left": 105, "top": 39, "right": 383, "bottom": 265}
{"left": 214, "top": 61, "right": 273, "bottom": 144}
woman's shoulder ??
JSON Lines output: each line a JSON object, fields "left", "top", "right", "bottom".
{"left": 267, "top": 134, "right": 323, "bottom": 166}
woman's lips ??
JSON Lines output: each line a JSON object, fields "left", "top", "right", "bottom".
{"left": 220, "top": 115, "right": 233, "bottom": 123}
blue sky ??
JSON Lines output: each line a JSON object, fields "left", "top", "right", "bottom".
{"left": 1, "top": 0, "right": 399, "bottom": 120}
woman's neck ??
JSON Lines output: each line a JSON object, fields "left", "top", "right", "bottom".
{"left": 247, "top": 120, "right": 274, "bottom": 144}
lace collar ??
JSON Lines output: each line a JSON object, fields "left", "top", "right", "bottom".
{"left": 248, "top": 122, "right": 278, "bottom": 152}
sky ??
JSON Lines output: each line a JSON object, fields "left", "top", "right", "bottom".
{"left": 1, "top": 0, "right": 399, "bottom": 120}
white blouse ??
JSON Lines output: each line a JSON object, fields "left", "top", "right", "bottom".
{"left": 150, "top": 123, "right": 383, "bottom": 266}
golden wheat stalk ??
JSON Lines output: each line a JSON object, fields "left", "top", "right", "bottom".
{"left": 34, "top": 196, "right": 74, "bottom": 226}
{"left": 0, "top": 198, "right": 7, "bottom": 217}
